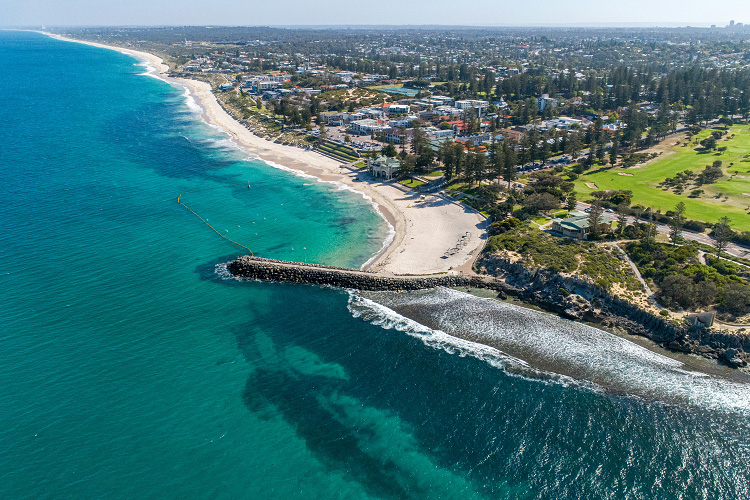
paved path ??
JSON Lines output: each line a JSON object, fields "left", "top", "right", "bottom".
{"left": 575, "top": 201, "right": 750, "bottom": 260}
{"left": 609, "top": 244, "right": 664, "bottom": 310}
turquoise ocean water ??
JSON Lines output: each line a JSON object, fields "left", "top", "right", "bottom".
{"left": 1, "top": 31, "right": 749, "bottom": 499}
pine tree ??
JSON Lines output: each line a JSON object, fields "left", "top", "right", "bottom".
{"left": 713, "top": 216, "right": 733, "bottom": 258}
{"left": 609, "top": 133, "right": 620, "bottom": 166}
{"left": 502, "top": 143, "right": 517, "bottom": 188}
{"left": 587, "top": 202, "right": 604, "bottom": 239}
{"left": 669, "top": 202, "right": 686, "bottom": 246}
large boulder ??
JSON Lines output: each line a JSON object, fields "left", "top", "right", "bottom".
{"left": 721, "top": 348, "right": 747, "bottom": 367}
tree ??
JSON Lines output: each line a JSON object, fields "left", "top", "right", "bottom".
{"left": 669, "top": 202, "right": 686, "bottom": 246}
{"left": 660, "top": 274, "right": 696, "bottom": 310}
{"left": 700, "top": 136, "right": 717, "bottom": 150}
{"left": 695, "top": 280, "right": 718, "bottom": 308}
{"left": 502, "top": 144, "right": 517, "bottom": 188}
{"left": 616, "top": 202, "right": 629, "bottom": 237}
{"left": 565, "top": 131, "right": 582, "bottom": 158}
{"left": 452, "top": 142, "right": 466, "bottom": 179}
{"left": 381, "top": 140, "right": 397, "bottom": 158}
{"left": 399, "top": 155, "right": 415, "bottom": 178}
{"left": 411, "top": 123, "right": 433, "bottom": 172}
{"left": 524, "top": 192, "right": 560, "bottom": 213}
{"left": 317, "top": 123, "right": 327, "bottom": 145}
{"left": 490, "top": 142, "right": 505, "bottom": 183}
{"left": 466, "top": 147, "right": 486, "bottom": 185}
{"left": 721, "top": 283, "right": 750, "bottom": 316}
{"left": 438, "top": 140, "right": 455, "bottom": 179}
{"left": 609, "top": 133, "right": 620, "bottom": 166}
{"left": 713, "top": 216, "right": 733, "bottom": 258}
{"left": 719, "top": 116, "right": 734, "bottom": 129}
{"left": 565, "top": 193, "right": 577, "bottom": 212}
{"left": 641, "top": 208, "right": 656, "bottom": 245}
{"left": 587, "top": 201, "right": 604, "bottom": 239}
{"left": 411, "top": 122, "right": 429, "bottom": 156}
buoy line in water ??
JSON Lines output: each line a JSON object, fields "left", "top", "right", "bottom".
{"left": 177, "top": 191, "right": 253, "bottom": 256}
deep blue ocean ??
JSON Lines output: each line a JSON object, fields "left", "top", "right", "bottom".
{"left": 1, "top": 30, "right": 749, "bottom": 499}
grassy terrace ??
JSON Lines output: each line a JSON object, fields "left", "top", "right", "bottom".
{"left": 366, "top": 83, "right": 404, "bottom": 90}
{"left": 444, "top": 181, "right": 481, "bottom": 197}
{"left": 316, "top": 141, "right": 360, "bottom": 162}
{"left": 573, "top": 124, "right": 750, "bottom": 230}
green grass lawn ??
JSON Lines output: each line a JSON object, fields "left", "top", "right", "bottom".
{"left": 399, "top": 178, "right": 426, "bottom": 187}
{"left": 572, "top": 124, "right": 750, "bottom": 230}
{"left": 445, "top": 181, "right": 481, "bottom": 196}
{"left": 367, "top": 83, "right": 404, "bottom": 90}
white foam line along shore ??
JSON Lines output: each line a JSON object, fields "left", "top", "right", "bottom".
{"left": 42, "top": 32, "right": 488, "bottom": 275}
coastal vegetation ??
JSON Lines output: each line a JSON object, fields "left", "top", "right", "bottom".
{"left": 625, "top": 240, "right": 750, "bottom": 320}
{"left": 485, "top": 226, "right": 643, "bottom": 294}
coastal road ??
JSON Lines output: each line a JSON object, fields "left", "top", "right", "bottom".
{"left": 576, "top": 201, "right": 750, "bottom": 259}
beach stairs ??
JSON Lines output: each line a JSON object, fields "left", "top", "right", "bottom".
{"left": 316, "top": 140, "right": 361, "bottom": 163}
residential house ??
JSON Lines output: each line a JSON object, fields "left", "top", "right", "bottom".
{"left": 385, "top": 128, "right": 414, "bottom": 144}
{"left": 498, "top": 128, "right": 524, "bottom": 143}
{"left": 456, "top": 133, "right": 491, "bottom": 146}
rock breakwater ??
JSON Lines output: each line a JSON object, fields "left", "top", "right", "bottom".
{"left": 227, "top": 256, "right": 508, "bottom": 292}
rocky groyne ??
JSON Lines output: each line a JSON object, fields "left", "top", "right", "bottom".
{"left": 227, "top": 256, "right": 509, "bottom": 292}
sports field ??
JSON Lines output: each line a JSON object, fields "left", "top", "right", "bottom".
{"left": 573, "top": 124, "right": 750, "bottom": 231}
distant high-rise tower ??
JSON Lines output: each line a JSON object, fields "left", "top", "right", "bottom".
{"left": 730, "top": 20, "right": 735, "bottom": 27}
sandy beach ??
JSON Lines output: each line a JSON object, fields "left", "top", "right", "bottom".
{"left": 44, "top": 32, "right": 170, "bottom": 75}
{"left": 42, "top": 32, "right": 488, "bottom": 275}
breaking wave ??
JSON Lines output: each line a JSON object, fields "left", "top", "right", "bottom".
{"left": 349, "top": 287, "right": 750, "bottom": 414}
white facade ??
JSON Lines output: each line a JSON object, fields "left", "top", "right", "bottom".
{"left": 455, "top": 100, "right": 489, "bottom": 111}
{"left": 537, "top": 94, "right": 558, "bottom": 111}
{"left": 351, "top": 119, "right": 390, "bottom": 136}
{"left": 386, "top": 104, "right": 410, "bottom": 115}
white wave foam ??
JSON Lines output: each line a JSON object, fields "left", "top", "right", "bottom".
{"left": 353, "top": 288, "right": 750, "bottom": 414}
{"left": 181, "top": 85, "right": 203, "bottom": 114}
{"left": 134, "top": 60, "right": 162, "bottom": 80}
{"left": 346, "top": 291, "right": 586, "bottom": 390}
{"left": 214, "top": 262, "right": 242, "bottom": 281}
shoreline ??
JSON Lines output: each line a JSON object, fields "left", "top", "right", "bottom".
{"left": 40, "top": 31, "right": 487, "bottom": 275}
{"left": 32, "top": 31, "right": 750, "bottom": 375}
